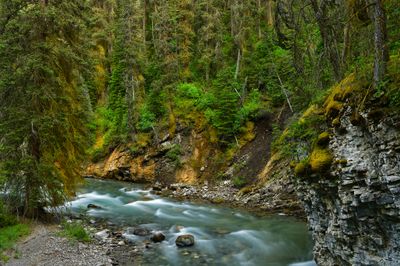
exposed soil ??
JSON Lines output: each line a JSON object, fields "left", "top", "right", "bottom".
{"left": 233, "top": 115, "right": 273, "bottom": 182}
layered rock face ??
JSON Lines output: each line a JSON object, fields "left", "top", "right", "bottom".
{"left": 296, "top": 106, "right": 400, "bottom": 265}
{"left": 85, "top": 129, "right": 214, "bottom": 184}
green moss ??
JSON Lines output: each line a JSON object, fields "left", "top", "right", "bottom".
{"left": 294, "top": 162, "right": 308, "bottom": 176}
{"left": 310, "top": 147, "right": 333, "bottom": 173}
{"left": 316, "top": 132, "right": 330, "bottom": 147}
{"left": 323, "top": 73, "right": 366, "bottom": 120}
{"left": 239, "top": 186, "right": 253, "bottom": 195}
{"left": 324, "top": 100, "right": 343, "bottom": 120}
{"left": 332, "top": 117, "right": 341, "bottom": 127}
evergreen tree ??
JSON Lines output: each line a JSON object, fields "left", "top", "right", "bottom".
{"left": 0, "top": 0, "right": 91, "bottom": 216}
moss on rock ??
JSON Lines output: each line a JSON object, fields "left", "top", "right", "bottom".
{"left": 324, "top": 100, "right": 343, "bottom": 120}
{"left": 310, "top": 147, "right": 333, "bottom": 173}
{"left": 294, "top": 161, "right": 308, "bottom": 176}
{"left": 332, "top": 117, "right": 341, "bottom": 128}
{"left": 316, "top": 132, "right": 330, "bottom": 147}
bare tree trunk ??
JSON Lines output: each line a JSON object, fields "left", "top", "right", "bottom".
{"left": 274, "top": 68, "right": 293, "bottom": 113}
{"left": 266, "top": 0, "right": 274, "bottom": 27}
{"left": 234, "top": 48, "right": 241, "bottom": 80}
{"left": 257, "top": 0, "right": 262, "bottom": 38}
{"left": 143, "top": 0, "right": 147, "bottom": 47}
{"left": 373, "top": 0, "right": 389, "bottom": 88}
{"left": 342, "top": 22, "right": 351, "bottom": 67}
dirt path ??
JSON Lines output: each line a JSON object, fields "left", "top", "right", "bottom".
{"left": 4, "top": 224, "right": 112, "bottom": 266}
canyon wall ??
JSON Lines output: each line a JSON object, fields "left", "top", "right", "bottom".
{"left": 295, "top": 105, "right": 400, "bottom": 265}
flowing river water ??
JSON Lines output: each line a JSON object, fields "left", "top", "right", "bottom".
{"left": 67, "top": 178, "right": 315, "bottom": 266}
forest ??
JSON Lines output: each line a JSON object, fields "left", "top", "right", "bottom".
{"left": 0, "top": 0, "right": 398, "bottom": 214}
{"left": 0, "top": 1, "right": 400, "bottom": 264}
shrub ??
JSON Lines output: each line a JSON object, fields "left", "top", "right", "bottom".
{"left": 237, "top": 89, "right": 262, "bottom": 125}
{"left": 0, "top": 203, "right": 17, "bottom": 228}
{"left": 0, "top": 223, "right": 30, "bottom": 262}
{"left": 138, "top": 104, "right": 156, "bottom": 132}
{"left": 232, "top": 176, "right": 248, "bottom": 188}
{"left": 165, "top": 145, "right": 183, "bottom": 167}
{"left": 60, "top": 221, "right": 90, "bottom": 243}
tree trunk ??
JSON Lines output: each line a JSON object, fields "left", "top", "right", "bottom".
{"left": 266, "top": 0, "right": 274, "bottom": 27}
{"left": 310, "top": 0, "right": 342, "bottom": 82}
{"left": 234, "top": 48, "right": 241, "bottom": 80}
{"left": 373, "top": 0, "right": 389, "bottom": 88}
{"left": 143, "top": 0, "right": 147, "bottom": 47}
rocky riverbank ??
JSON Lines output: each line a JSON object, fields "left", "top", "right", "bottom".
{"left": 5, "top": 223, "right": 113, "bottom": 266}
{"left": 158, "top": 176, "right": 303, "bottom": 217}
{"left": 4, "top": 218, "right": 194, "bottom": 266}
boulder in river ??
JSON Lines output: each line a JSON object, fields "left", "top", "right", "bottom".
{"left": 150, "top": 232, "right": 166, "bottom": 243}
{"left": 126, "top": 227, "right": 151, "bottom": 236}
{"left": 175, "top": 234, "right": 195, "bottom": 247}
{"left": 87, "top": 203, "right": 103, "bottom": 209}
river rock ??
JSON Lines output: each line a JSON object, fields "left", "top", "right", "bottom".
{"left": 150, "top": 232, "right": 166, "bottom": 243}
{"left": 87, "top": 203, "right": 103, "bottom": 209}
{"left": 152, "top": 182, "right": 163, "bottom": 191}
{"left": 175, "top": 234, "right": 195, "bottom": 247}
{"left": 95, "top": 229, "right": 110, "bottom": 241}
{"left": 128, "top": 227, "right": 150, "bottom": 236}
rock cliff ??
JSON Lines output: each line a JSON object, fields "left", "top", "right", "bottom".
{"left": 295, "top": 104, "right": 400, "bottom": 265}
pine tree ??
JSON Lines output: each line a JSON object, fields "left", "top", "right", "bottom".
{"left": 0, "top": 0, "right": 91, "bottom": 216}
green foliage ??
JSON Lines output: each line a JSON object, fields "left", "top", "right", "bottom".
{"left": 59, "top": 221, "right": 90, "bottom": 243}
{"left": 272, "top": 111, "right": 324, "bottom": 160}
{"left": 177, "top": 83, "right": 203, "bottom": 99}
{"left": 165, "top": 144, "right": 183, "bottom": 167}
{"left": 0, "top": 1, "right": 91, "bottom": 214}
{"left": 237, "top": 90, "right": 263, "bottom": 124}
{"left": 0, "top": 223, "right": 30, "bottom": 261}
{"left": 232, "top": 176, "right": 248, "bottom": 188}
{"left": 206, "top": 69, "right": 241, "bottom": 145}
{"left": 386, "top": 56, "right": 400, "bottom": 109}
{"left": 138, "top": 104, "right": 156, "bottom": 132}
{"left": 0, "top": 203, "right": 17, "bottom": 228}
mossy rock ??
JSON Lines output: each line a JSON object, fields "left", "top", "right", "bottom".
{"left": 316, "top": 132, "right": 330, "bottom": 147}
{"left": 294, "top": 162, "right": 308, "bottom": 176}
{"left": 325, "top": 100, "right": 343, "bottom": 120}
{"left": 239, "top": 186, "right": 253, "bottom": 195}
{"left": 310, "top": 147, "right": 333, "bottom": 173}
{"left": 323, "top": 73, "right": 364, "bottom": 120}
{"left": 211, "top": 197, "right": 225, "bottom": 204}
{"left": 332, "top": 117, "right": 341, "bottom": 128}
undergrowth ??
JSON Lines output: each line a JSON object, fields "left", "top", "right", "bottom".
{"left": 59, "top": 221, "right": 90, "bottom": 243}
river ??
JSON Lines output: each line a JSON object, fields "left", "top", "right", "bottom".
{"left": 67, "top": 178, "right": 315, "bottom": 266}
